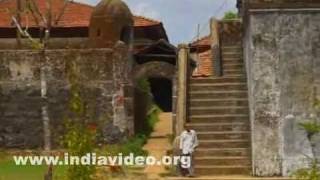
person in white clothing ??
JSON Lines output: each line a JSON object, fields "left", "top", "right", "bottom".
{"left": 179, "top": 125, "right": 199, "bottom": 177}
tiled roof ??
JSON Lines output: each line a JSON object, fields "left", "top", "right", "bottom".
{"left": 191, "top": 35, "right": 211, "bottom": 47}
{"left": 133, "top": 16, "right": 161, "bottom": 27}
{"left": 0, "top": 0, "right": 161, "bottom": 28}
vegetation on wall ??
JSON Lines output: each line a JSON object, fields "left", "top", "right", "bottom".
{"left": 137, "top": 78, "right": 151, "bottom": 93}
{"left": 102, "top": 78, "right": 161, "bottom": 157}
{"left": 223, "top": 11, "right": 238, "bottom": 20}
{"left": 292, "top": 99, "right": 320, "bottom": 180}
{"left": 62, "top": 59, "right": 96, "bottom": 180}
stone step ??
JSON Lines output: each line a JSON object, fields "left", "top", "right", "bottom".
{"left": 189, "top": 98, "right": 248, "bottom": 107}
{"left": 224, "top": 69, "right": 245, "bottom": 75}
{"left": 189, "top": 114, "right": 249, "bottom": 123}
{"left": 222, "top": 51, "right": 243, "bottom": 55}
{"left": 194, "top": 148, "right": 250, "bottom": 157}
{"left": 198, "top": 139, "right": 250, "bottom": 148}
{"left": 222, "top": 46, "right": 242, "bottom": 49}
{"left": 189, "top": 106, "right": 249, "bottom": 115}
{"left": 195, "top": 156, "right": 251, "bottom": 166}
{"left": 223, "top": 59, "right": 244, "bottom": 65}
{"left": 189, "top": 91, "right": 248, "bottom": 99}
{"left": 222, "top": 52, "right": 243, "bottom": 59}
{"left": 186, "top": 123, "right": 249, "bottom": 132}
{"left": 223, "top": 57, "right": 243, "bottom": 62}
{"left": 223, "top": 64, "right": 244, "bottom": 71}
{"left": 190, "top": 77, "right": 246, "bottom": 84}
{"left": 197, "top": 131, "right": 250, "bottom": 140}
{"left": 221, "top": 46, "right": 243, "bottom": 54}
{"left": 194, "top": 165, "right": 251, "bottom": 175}
{"left": 189, "top": 83, "right": 247, "bottom": 91}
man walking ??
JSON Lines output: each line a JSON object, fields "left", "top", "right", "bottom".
{"left": 179, "top": 125, "right": 199, "bottom": 177}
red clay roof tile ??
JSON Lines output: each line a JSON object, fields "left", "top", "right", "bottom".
{"left": 0, "top": 0, "right": 161, "bottom": 28}
{"left": 133, "top": 15, "right": 161, "bottom": 27}
{"left": 191, "top": 35, "right": 211, "bottom": 47}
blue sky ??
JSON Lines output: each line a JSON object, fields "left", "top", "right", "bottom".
{"left": 75, "top": 0, "right": 237, "bottom": 45}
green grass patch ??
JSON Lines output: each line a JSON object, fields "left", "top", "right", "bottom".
{"left": 0, "top": 151, "right": 66, "bottom": 180}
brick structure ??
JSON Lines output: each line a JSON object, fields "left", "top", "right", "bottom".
{"left": 190, "top": 36, "right": 214, "bottom": 77}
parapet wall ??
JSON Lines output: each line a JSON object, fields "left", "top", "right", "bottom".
{"left": 0, "top": 45, "right": 133, "bottom": 148}
{"left": 247, "top": 0, "right": 320, "bottom": 9}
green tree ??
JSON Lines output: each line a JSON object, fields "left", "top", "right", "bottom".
{"left": 223, "top": 11, "right": 238, "bottom": 20}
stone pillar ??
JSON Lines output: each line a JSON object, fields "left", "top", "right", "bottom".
{"left": 175, "top": 44, "right": 189, "bottom": 136}
{"left": 108, "top": 42, "right": 134, "bottom": 141}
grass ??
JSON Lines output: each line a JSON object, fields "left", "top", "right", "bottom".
{"left": 0, "top": 150, "right": 66, "bottom": 180}
{"left": 0, "top": 77, "right": 163, "bottom": 179}
{"left": 0, "top": 106, "right": 162, "bottom": 180}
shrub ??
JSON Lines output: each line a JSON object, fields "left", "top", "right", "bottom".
{"left": 292, "top": 99, "right": 320, "bottom": 180}
{"left": 223, "top": 11, "right": 238, "bottom": 20}
{"left": 62, "top": 59, "right": 96, "bottom": 180}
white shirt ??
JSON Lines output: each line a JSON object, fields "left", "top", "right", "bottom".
{"left": 179, "top": 129, "right": 199, "bottom": 154}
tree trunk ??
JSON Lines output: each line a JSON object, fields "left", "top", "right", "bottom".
{"left": 41, "top": 52, "right": 51, "bottom": 151}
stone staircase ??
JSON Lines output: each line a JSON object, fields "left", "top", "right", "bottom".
{"left": 187, "top": 45, "right": 252, "bottom": 176}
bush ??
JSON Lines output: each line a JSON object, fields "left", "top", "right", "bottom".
{"left": 142, "top": 105, "right": 162, "bottom": 137}
{"left": 292, "top": 98, "right": 320, "bottom": 179}
{"left": 102, "top": 105, "right": 162, "bottom": 157}
{"left": 63, "top": 59, "right": 96, "bottom": 180}
{"left": 292, "top": 161, "right": 320, "bottom": 180}
{"left": 137, "top": 78, "right": 151, "bottom": 93}
{"left": 103, "top": 134, "right": 148, "bottom": 157}
{"left": 223, "top": 11, "right": 238, "bottom": 20}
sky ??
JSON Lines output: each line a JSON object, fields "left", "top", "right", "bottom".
{"left": 75, "top": 0, "right": 238, "bottom": 45}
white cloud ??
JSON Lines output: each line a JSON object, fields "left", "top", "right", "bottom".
{"left": 129, "top": 2, "right": 161, "bottom": 20}
{"left": 74, "top": 0, "right": 99, "bottom": 5}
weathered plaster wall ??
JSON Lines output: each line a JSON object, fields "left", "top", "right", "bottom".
{"left": 245, "top": 11, "right": 320, "bottom": 176}
{"left": 0, "top": 45, "right": 133, "bottom": 148}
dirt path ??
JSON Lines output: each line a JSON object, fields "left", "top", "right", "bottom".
{"left": 143, "top": 112, "right": 173, "bottom": 180}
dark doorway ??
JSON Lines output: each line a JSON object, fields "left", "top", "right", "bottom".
{"left": 148, "top": 78, "right": 172, "bottom": 112}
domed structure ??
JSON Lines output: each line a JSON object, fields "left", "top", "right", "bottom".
{"left": 89, "top": 0, "right": 134, "bottom": 48}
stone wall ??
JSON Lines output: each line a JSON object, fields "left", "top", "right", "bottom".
{"left": 0, "top": 38, "right": 89, "bottom": 49}
{"left": 0, "top": 44, "right": 133, "bottom": 148}
{"left": 244, "top": 10, "right": 320, "bottom": 176}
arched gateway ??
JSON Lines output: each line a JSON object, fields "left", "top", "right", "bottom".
{"left": 132, "top": 40, "right": 177, "bottom": 134}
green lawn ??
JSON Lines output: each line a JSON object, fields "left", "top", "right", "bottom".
{"left": 0, "top": 151, "right": 66, "bottom": 180}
